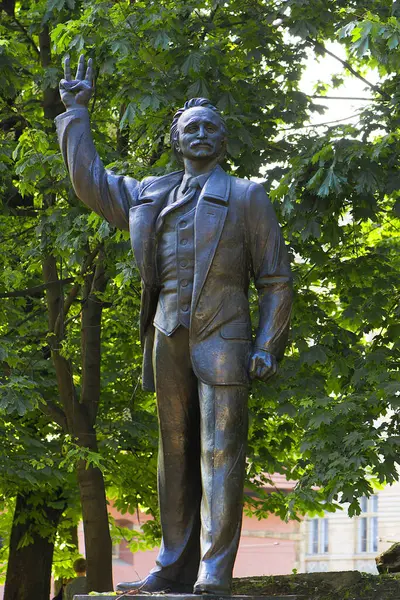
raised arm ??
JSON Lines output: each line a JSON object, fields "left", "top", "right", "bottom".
{"left": 56, "top": 55, "right": 140, "bottom": 230}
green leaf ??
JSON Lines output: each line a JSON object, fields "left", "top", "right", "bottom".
{"left": 309, "top": 411, "right": 333, "bottom": 427}
{"left": 69, "top": 34, "right": 85, "bottom": 52}
{"left": 301, "top": 220, "right": 321, "bottom": 240}
{"left": 153, "top": 31, "right": 170, "bottom": 50}
{"left": 301, "top": 346, "right": 328, "bottom": 365}
{"left": 387, "top": 33, "right": 400, "bottom": 50}
{"left": 120, "top": 103, "right": 136, "bottom": 129}
{"left": 46, "top": 0, "right": 65, "bottom": 12}
{"left": 317, "top": 168, "right": 347, "bottom": 197}
{"left": 352, "top": 34, "right": 370, "bottom": 57}
{"left": 338, "top": 22, "right": 357, "bottom": 39}
{"left": 355, "top": 170, "right": 378, "bottom": 194}
{"left": 182, "top": 52, "right": 202, "bottom": 75}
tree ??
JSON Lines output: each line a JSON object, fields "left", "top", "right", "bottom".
{"left": 4, "top": 492, "right": 64, "bottom": 600}
{"left": 246, "top": 0, "right": 400, "bottom": 519}
{"left": 0, "top": 0, "right": 145, "bottom": 590}
{"left": 0, "top": 0, "right": 399, "bottom": 592}
{"left": 0, "top": 3, "right": 318, "bottom": 591}
{"left": 0, "top": 410, "right": 81, "bottom": 600}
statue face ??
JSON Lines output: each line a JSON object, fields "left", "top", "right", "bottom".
{"left": 176, "top": 107, "right": 226, "bottom": 162}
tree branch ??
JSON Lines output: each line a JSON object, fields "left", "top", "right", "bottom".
{"left": 80, "top": 250, "right": 109, "bottom": 425}
{"left": 0, "top": 278, "right": 74, "bottom": 299}
{"left": 114, "top": 0, "right": 174, "bottom": 80}
{"left": 42, "top": 252, "right": 82, "bottom": 435}
{"left": 54, "top": 242, "right": 103, "bottom": 335}
{"left": 63, "top": 309, "right": 83, "bottom": 328}
{"left": 282, "top": 111, "right": 363, "bottom": 131}
{"left": 3, "top": 308, "right": 45, "bottom": 337}
{"left": 310, "top": 95, "right": 375, "bottom": 101}
{"left": 13, "top": 17, "right": 40, "bottom": 58}
{"left": 0, "top": 224, "right": 37, "bottom": 243}
{"left": 39, "top": 400, "right": 68, "bottom": 431}
{"left": 308, "top": 39, "right": 391, "bottom": 101}
{"left": 195, "top": 3, "right": 220, "bottom": 42}
{"left": 0, "top": 113, "right": 29, "bottom": 133}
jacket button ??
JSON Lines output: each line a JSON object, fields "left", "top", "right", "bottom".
{"left": 180, "top": 260, "right": 188, "bottom": 268}
{"left": 180, "top": 220, "right": 187, "bottom": 227}
{"left": 181, "top": 304, "right": 189, "bottom": 312}
{"left": 180, "top": 239, "right": 188, "bottom": 246}
{"left": 181, "top": 279, "right": 188, "bottom": 287}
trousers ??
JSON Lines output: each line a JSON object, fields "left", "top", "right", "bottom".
{"left": 150, "top": 325, "right": 248, "bottom": 589}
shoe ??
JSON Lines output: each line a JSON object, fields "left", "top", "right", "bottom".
{"left": 116, "top": 573, "right": 193, "bottom": 593}
{"left": 193, "top": 578, "right": 231, "bottom": 596}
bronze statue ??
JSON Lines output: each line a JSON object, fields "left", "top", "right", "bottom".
{"left": 57, "top": 55, "right": 293, "bottom": 596}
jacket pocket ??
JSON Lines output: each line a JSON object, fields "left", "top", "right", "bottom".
{"left": 195, "top": 300, "right": 224, "bottom": 337}
{"left": 221, "top": 322, "right": 251, "bottom": 340}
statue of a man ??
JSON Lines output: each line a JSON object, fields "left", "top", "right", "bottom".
{"left": 56, "top": 55, "right": 293, "bottom": 596}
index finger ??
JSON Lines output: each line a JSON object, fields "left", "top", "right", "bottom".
{"left": 64, "top": 56, "right": 71, "bottom": 81}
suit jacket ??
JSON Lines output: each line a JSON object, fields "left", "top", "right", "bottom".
{"left": 56, "top": 107, "right": 293, "bottom": 392}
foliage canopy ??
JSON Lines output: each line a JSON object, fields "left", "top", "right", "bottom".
{"left": 0, "top": 0, "right": 399, "bottom": 587}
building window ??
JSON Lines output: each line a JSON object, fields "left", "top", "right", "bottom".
{"left": 357, "top": 495, "right": 378, "bottom": 553}
{"left": 308, "top": 518, "right": 329, "bottom": 555}
{"left": 112, "top": 519, "right": 134, "bottom": 561}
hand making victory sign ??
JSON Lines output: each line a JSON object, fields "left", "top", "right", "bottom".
{"left": 59, "top": 54, "right": 93, "bottom": 110}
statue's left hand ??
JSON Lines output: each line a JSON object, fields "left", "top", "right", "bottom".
{"left": 248, "top": 349, "right": 277, "bottom": 382}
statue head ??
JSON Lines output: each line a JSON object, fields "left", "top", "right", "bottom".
{"left": 170, "top": 98, "right": 228, "bottom": 164}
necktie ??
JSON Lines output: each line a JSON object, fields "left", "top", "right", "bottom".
{"left": 179, "top": 176, "right": 200, "bottom": 200}
{"left": 156, "top": 178, "right": 200, "bottom": 233}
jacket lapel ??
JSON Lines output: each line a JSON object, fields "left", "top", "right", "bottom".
{"left": 192, "top": 165, "right": 230, "bottom": 311}
{"left": 129, "top": 170, "right": 183, "bottom": 285}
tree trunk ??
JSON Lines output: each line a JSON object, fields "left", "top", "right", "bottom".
{"left": 4, "top": 492, "right": 63, "bottom": 600}
{"left": 42, "top": 246, "right": 113, "bottom": 591}
{"left": 77, "top": 251, "right": 113, "bottom": 591}
{"left": 77, "top": 457, "right": 113, "bottom": 591}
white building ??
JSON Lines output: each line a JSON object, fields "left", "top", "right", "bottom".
{"left": 299, "top": 480, "right": 400, "bottom": 574}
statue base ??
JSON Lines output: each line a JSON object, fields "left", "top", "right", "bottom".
{"left": 74, "top": 595, "right": 302, "bottom": 599}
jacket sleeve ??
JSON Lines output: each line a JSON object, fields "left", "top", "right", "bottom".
{"left": 55, "top": 107, "right": 140, "bottom": 230}
{"left": 245, "top": 182, "right": 293, "bottom": 361}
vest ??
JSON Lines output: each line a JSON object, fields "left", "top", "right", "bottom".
{"left": 153, "top": 186, "right": 198, "bottom": 335}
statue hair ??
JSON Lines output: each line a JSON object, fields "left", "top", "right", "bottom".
{"left": 170, "top": 98, "right": 227, "bottom": 163}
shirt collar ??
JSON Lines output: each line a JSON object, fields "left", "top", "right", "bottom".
{"left": 179, "top": 167, "right": 216, "bottom": 195}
